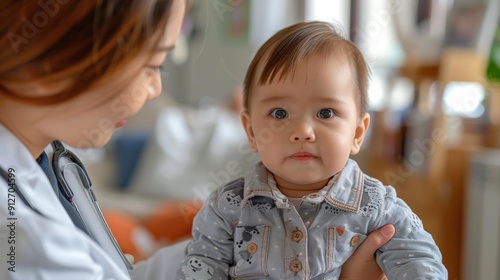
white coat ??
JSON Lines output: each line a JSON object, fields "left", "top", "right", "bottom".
{"left": 0, "top": 124, "right": 186, "bottom": 279}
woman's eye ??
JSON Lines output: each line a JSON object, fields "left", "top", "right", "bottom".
{"left": 317, "top": 108, "right": 335, "bottom": 119}
{"left": 270, "top": 108, "right": 288, "bottom": 119}
{"left": 146, "top": 65, "right": 163, "bottom": 71}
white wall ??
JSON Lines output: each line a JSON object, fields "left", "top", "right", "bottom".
{"left": 163, "top": 0, "right": 301, "bottom": 107}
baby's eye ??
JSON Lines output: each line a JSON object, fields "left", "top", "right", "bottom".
{"left": 270, "top": 108, "right": 288, "bottom": 119}
{"left": 317, "top": 108, "right": 335, "bottom": 119}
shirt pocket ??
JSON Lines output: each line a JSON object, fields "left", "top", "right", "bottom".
{"left": 230, "top": 225, "right": 270, "bottom": 279}
{"left": 326, "top": 227, "right": 367, "bottom": 271}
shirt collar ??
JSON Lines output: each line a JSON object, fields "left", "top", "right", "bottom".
{"left": 241, "top": 159, "right": 364, "bottom": 213}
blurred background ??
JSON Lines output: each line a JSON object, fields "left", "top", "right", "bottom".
{"left": 81, "top": 0, "right": 499, "bottom": 279}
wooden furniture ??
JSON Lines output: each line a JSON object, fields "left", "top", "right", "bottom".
{"left": 437, "top": 48, "right": 488, "bottom": 280}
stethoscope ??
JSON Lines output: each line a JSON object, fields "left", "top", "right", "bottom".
{"left": 1, "top": 140, "right": 133, "bottom": 271}
{"left": 51, "top": 140, "right": 93, "bottom": 209}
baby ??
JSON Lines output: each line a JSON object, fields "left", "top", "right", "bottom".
{"left": 177, "top": 21, "right": 447, "bottom": 279}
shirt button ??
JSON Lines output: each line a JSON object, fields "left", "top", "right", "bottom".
{"left": 247, "top": 243, "right": 257, "bottom": 254}
{"left": 289, "top": 259, "right": 302, "bottom": 274}
{"left": 350, "top": 235, "right": 361, "bottom": 247}
{"left": 308, "top": 193, "right": 319, "bottom": 198}
{"left": 292, "top": 227, "right": 303, "bottom": 243}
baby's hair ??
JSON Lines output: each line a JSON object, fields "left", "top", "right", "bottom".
{"left": 243, "top": 21, "right": 370, "bottom": 116}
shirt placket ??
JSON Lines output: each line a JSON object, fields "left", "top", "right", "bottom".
{"left": 283, "top": 207, "right": 309, "bottom": 279}
{"left": 298, "top": 193, "right": 322, "bottom": 228}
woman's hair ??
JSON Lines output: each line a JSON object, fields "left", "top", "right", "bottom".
{"left": 243, "top": 21, "right": 370, "bottom": 115}
{"left": 0, "top": 0, "right": 174, "bottom": 104}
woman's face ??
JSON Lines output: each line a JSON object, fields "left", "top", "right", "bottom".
{"left": 41, "top": 0, "right": 185, "bottom": 149}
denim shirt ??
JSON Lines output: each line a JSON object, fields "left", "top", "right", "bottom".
{"left": 176, "top": 159, "right": 447, "bottom": 279}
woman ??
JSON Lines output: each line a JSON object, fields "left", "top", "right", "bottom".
{"left": 0, "top": 0, "right": 394, "bottom": 279}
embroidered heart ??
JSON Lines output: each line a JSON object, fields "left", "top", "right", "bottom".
{"left": 336, "top": 228, "right": 344, "bottom": 236}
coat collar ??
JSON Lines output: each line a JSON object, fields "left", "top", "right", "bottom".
{"left": 0, "top": 124, "right": 73, "bottom": 224}
{"left": 242, "top": 159, "right": 364, "bottom": 213}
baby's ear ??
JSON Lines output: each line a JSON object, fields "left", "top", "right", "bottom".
{"left": 241, "top": 111, "right": 258, "bottom": 152}
{"left": 350, "top": 113, "right": 370, "bottom": 155}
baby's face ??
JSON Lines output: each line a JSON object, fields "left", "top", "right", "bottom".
{"left": 241, "top": 53, "right": 369, "bottom": 197}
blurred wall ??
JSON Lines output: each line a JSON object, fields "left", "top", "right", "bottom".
{"left": 162, "top": 0, "right": 301, "bottom": 107}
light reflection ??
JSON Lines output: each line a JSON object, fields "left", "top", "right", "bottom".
{"left": 443, "top": 82, "right": 485, "bottom": 118}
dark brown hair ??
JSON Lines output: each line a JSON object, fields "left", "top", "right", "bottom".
{"left": 243, "top": 21, "right": 370, "bottom": 115}
{"left": 0, "top": 0, "right": 174, "bottom": 104}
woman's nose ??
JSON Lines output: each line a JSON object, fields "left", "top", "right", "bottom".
{"left": 146, "top": 74, "right": 162, "bottom": 100}
{"left": 290, "top": 121, "right": 316, "bottom": 142}
{"left": 146, "top": 82, "right": 162, "bottom": 100}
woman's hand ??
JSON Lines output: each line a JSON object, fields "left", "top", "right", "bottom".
{"left": 339, "top": 224, "right": 395, "bottom": 280}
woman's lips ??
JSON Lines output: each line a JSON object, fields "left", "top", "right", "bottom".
{"left": 290, "top": 152, "right": 317, "bottom": 161}
{"left": 115, "top": 119, "right": 127, "bottom": 128}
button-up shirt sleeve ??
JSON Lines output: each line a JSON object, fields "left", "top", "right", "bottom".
{"left": 176, "top": 186, "right": 237, "bottom": 280}
{"left": 373, "top": 182, "right": 448, "bottom": 279}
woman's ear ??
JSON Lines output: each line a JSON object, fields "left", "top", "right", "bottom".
{"left": 350, "top": 112, "right": 370, "bottom": 155}
{"left": 241, "top": 111, "right": 258, "bottom": 152}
